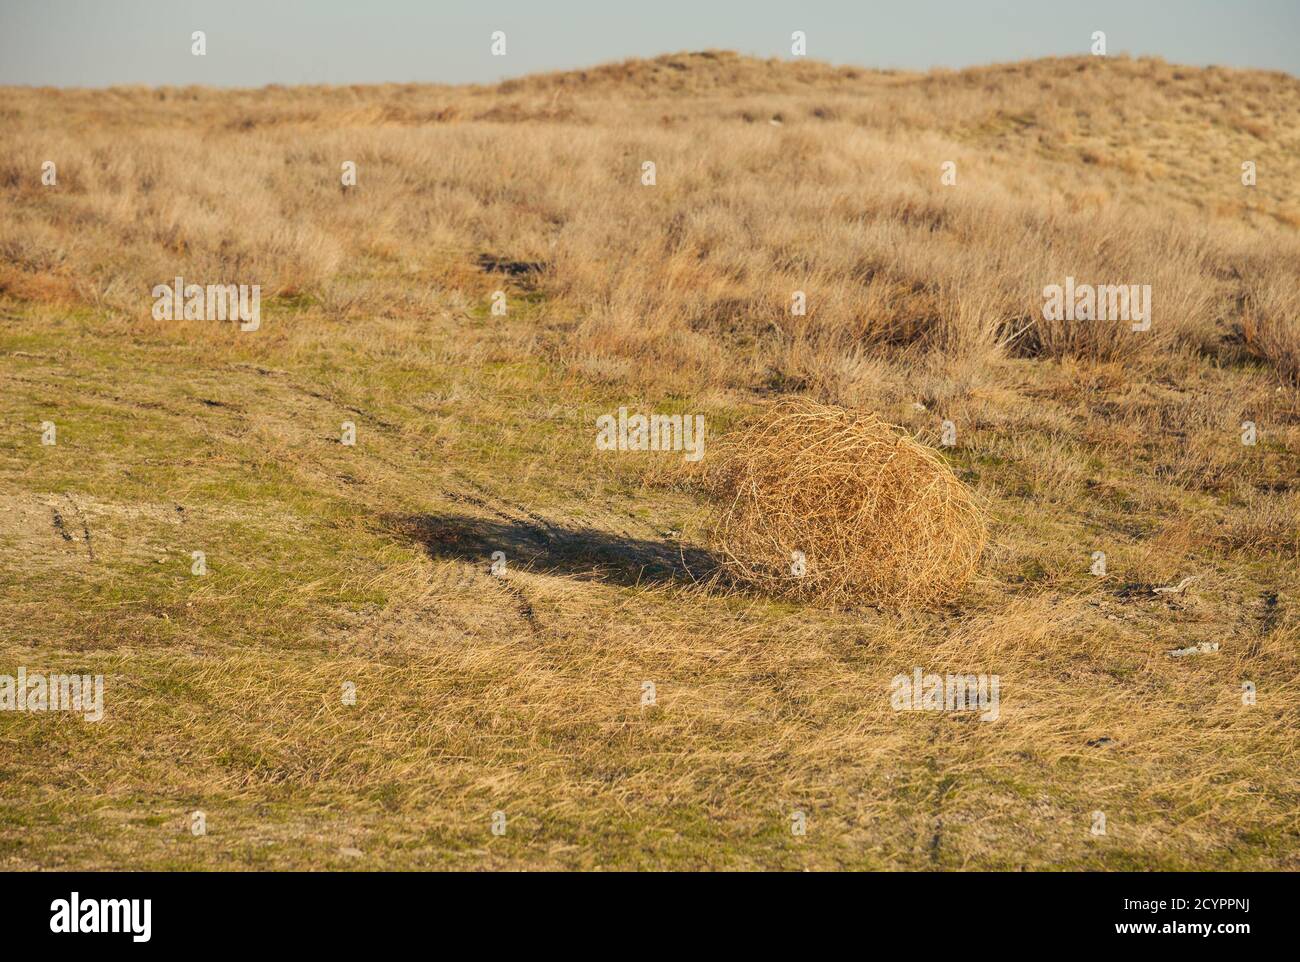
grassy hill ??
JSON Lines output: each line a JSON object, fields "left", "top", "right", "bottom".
{"left": 1, "top": 52, "right": 1298, "bottom": 869}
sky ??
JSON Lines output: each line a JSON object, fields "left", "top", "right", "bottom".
{"left": 1, "top": 0, "right": 1296, "bottom": 88}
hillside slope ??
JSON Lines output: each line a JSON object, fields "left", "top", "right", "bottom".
{"left": 1, "top": 54, "right": 1298, "bottom": 870}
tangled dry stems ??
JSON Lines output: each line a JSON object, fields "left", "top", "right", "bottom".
{"left": 707, "top": 398, "right": 987, "bottom": 607}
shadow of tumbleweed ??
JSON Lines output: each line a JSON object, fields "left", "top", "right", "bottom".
{"left": 383, "top": 511, "right": 726, "bottom": 590}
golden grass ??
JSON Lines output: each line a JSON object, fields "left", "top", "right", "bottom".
{"left": 3, "top": 53, "right": 1299, "bottom": 388}
{"left": 1, "top": 51, "right": 1298, "bottom": 871}
{"left": 708, "top": 399, "right": 986, "bottom": 606}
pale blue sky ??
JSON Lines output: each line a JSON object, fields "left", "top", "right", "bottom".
{"left": 1, "top": 0, "right": 1295, "bottom": 87}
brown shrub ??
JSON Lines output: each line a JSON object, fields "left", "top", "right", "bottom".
{"left": 706, "top": 398, "right": 987, "bottom": 607}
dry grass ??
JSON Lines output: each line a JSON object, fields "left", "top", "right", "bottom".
{"left": 1, "top": 51, "right": 1298, "bottom": 871}
{"left": 707, "top": 399, "right": 986, "bottom": 606}
{"left": 3, "top": 53, "right": 1299, "bottom": 388}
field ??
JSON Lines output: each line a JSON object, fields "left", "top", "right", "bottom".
{"left": 2, "top": 50, "right": 1298, "bottom": 870}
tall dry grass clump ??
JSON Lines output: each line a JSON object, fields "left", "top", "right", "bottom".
{"left": 707, "top": 399, "right": 986, "bottom": 607}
